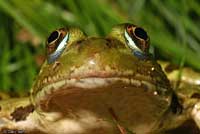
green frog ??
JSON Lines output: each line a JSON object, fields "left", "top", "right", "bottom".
{"left": 0, "top": 23, "right": 200, "bottom": 134}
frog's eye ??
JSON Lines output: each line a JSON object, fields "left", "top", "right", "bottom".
{"left": 46, "top": 29, "right": 69, "bottom": 64}
{"left": 124, "top": 24, "right": 150, "bottom": 58}
{"left": 47, "top": 31, "right": 60, "bottom": 44}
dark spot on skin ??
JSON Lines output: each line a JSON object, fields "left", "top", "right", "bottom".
{"left": 105, "top": 39, "right": 112, "bottom": 48}
{"left": 164, "top": 63, "right": 179, "bottom": 73}
{"left": 106, "top": 38, "right": 111, "bottom": 42}
{"left": 10, "top": 104, "right": 34, "bottom": 121}
{"left": 105, "top": 42, "right": 112, "bottom": 48}
{"left": 191, "top": 93, "right": 200, "bottom": 99}
{"left": 76, "top": 39, "right": 84, "bottom": 44}
{"left": 170, "top": 93, "right": 182, "bottom": 114}
{"left": 0, "top": 106, "right": 1, "bottom": 111}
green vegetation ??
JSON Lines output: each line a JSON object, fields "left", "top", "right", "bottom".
{"left": 0, "top": 0, "right": 199, "bottom": 93}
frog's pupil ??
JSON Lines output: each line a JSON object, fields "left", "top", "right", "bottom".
{"left": 48, "top": 31, "right": 59, "bottom": 43}
{"left": 135, "top": 27, "right": 148, "bottom": 40}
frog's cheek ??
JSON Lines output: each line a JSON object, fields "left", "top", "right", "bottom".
{"left": 47, "top": 34, "right": 69, "bottom": 64}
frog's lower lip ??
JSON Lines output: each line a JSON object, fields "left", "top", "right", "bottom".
{"left": 35, "top": 77, "right": 165, "bottom": 104}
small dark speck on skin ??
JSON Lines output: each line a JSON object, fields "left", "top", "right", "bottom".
{"left": 191, "top": 93, "right": 200, "bottom": 99}
{"left": 105, "top": 42, "right": 112, "bottom": 48}
{"left": 0, "top": 106, "right": 1, "bottom": 111}
{"left": 105, "top": 39, "right": 112, "bottom": 48}
{"left": 76, "top": 39, "right": 84, "bottom": 44}
{"left": 164, "top": 63, "right": 179, "bottom": 73}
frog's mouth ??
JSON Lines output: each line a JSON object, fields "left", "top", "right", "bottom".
{"left": 35, "top": 76, "right": 162, "bottom": 103}
{"left": 34, "top": 76, "right": 171, "bottom": 133}
{"left": 35, "top": 75, "right": 170, "bottom": 111}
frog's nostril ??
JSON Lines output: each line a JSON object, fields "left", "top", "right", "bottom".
{"left": 134, "top": 27, "right": 148, "bottom": 40}
{"left": 48, "top": 31, "right": 59, "bottom": 43}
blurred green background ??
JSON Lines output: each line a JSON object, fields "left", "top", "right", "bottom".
{"left": 0, "top": 0, "right": 199, "bottom": 94}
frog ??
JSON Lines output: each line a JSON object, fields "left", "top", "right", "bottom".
{"left": 0, "top": 23, "right": 200, "bottom": 134}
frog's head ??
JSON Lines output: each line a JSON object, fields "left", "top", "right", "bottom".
{"left": 30, "top": 23, "right": 181, "bottom": 133}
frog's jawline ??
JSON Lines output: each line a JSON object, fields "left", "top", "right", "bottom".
{"left": 35, "top": 77, "right": 165, "bottom": 105}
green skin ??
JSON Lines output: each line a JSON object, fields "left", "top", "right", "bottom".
{"left": 0, "top": 23, "right": 200, "bottom": 134}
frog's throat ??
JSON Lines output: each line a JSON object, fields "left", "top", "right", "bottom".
{"left": 33, "top": 77, "right": 168, "bottom": 106}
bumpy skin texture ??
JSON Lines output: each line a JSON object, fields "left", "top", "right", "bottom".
{"left": 0, "top": 23, "right": 200, "bottom": 134}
